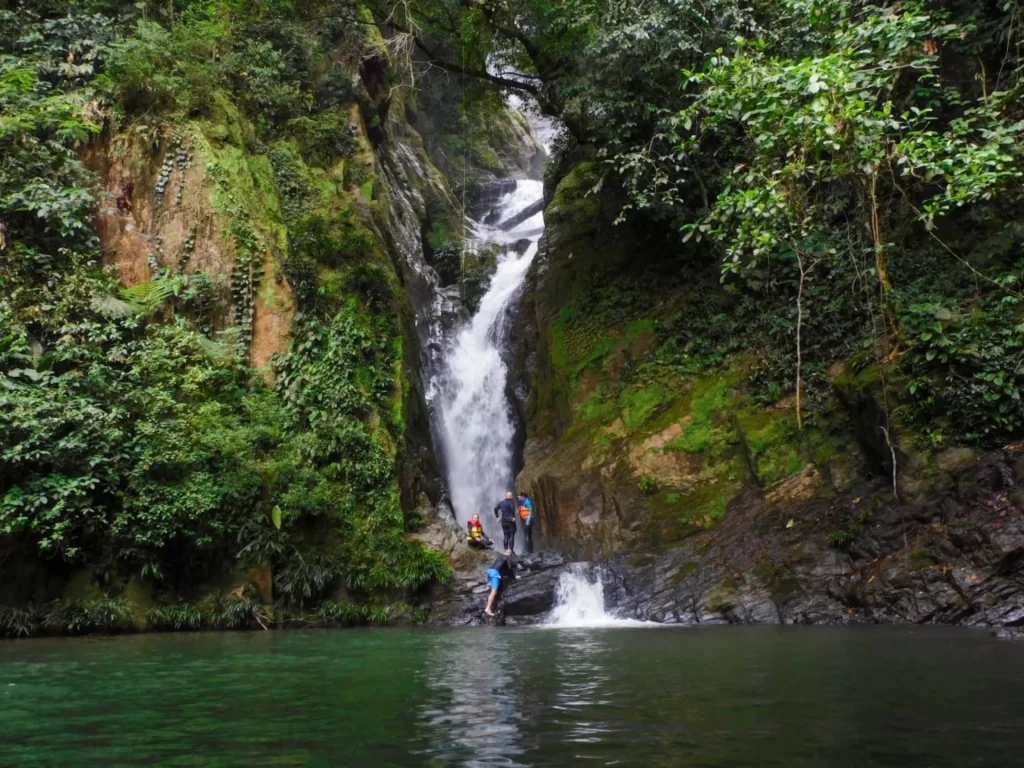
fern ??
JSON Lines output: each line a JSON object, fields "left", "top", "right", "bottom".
{"left": 41, "top": 598, "right": 134, "bottom": 634}
{"left": 0, "top": 605, "right": 39, "bottom": 638}
{"left": 146, "top": 603, "right": 205, "bottom": 631}
{"left": 119, "top": 273, "right": 188, "bottom": 312}
{"left": 217, "top": 594, "right": 273, "bottom": 630}
{"left": 91, "top": 294, "right": 144, "bottom": 318}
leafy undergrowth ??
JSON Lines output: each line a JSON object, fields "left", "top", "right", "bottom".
{"left": 0, "top": 594, "right": 427, "bottom": 638}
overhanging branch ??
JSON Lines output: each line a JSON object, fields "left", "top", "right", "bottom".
{"left": 368, "top": 6, "right": 541, "bottom": 96}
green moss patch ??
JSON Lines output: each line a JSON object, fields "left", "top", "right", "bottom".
{"left": 642, "top": 464, "right": 743, "bottom": 544}
{"left": 62, "top": 570, "right": 104, "bottom": 603}
{"left": 664, "top": 376, "right": 737, "bottom": 455}
{"left": 909, "top": 547, "right": 937, "bottom": 571}
{"left": 619, "top": 384, "right": 670, "bottom": 431}
{"left": 546, "top": 161, "right": 601, "bottom": 230}
{"left": 736, "top": 408, "right": 803, "bottom": 486}
{"left": 576, "top": 384, "right": 618, "bottom": 423}
{"left": 703, "top": 580, "right": 739, "bottom": 612}
{"left": 676, "top": 476, "right": 742, "bottom": 527}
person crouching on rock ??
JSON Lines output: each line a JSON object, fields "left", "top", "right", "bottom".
{"left": 484, "top": 549, "right": 517, "bottom": 617}
{"left": 494, "top": 491, "right": 518, "bottom": 552}
{"left": 466, "top": 513, "right": 493, "bottom": 549}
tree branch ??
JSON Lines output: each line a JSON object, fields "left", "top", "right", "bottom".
{"left": 414, "top": 40, "right": 540, "bottom": 94}
{"left": 369, "top": 6, "right": 541, "bottom": 95}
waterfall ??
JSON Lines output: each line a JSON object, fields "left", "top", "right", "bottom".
{"left": 375, "top": 96, "right": 550, "bottom": 549}
{"left": 431, "top": 181, "right": 544, "bottom": 544}
{"left": 545, "top": 564, "right": 651, "bottom": 628}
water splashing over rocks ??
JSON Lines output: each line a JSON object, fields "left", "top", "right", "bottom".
{"left": 545, "top": 563, "right": 653, "bottom": 628}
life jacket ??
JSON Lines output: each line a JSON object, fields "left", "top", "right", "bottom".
{"left": 468, "top": 520, "right": 484, "bottom": 538}
{"left": 519, "top": 505, "right": 530, "bottom": 519}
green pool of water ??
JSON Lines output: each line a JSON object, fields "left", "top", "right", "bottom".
{"left": 2, "top": 626, "right": 1023, "bottom": 766}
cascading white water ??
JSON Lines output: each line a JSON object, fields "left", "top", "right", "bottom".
{"left": 376, "top": 96, "right": 552, "bottom": 547}
{"left": 545, "top": 563, "right": 651, "bottom": 628}
{"left": 432, "top": 181, "right": 544, "bottom": 543}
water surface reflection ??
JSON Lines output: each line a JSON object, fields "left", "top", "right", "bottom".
{"left": 415, "top": 629, "right": 528, "bottom": 766}
{"left": 4, "top": 626, "right": 1024, "bottom": 766}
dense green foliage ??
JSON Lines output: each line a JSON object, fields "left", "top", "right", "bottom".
{"left": 0, "top": 0, "right": 450, "bottom": 632}
{"left": 0, "top": 589, "right": 419, "bottom": 637}
{"left": 6, "top": 0, "right": 1024, "bottom": 630}
{"left": 391, "top": 0, "right": 1024, "bottom": 447}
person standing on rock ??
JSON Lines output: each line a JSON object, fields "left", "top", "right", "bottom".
{"left": 494, "top": 492, "right": 518, "bottom": 552}
{"left": 518, "top": 493, "right": 534, "bottom": 554}
{"left": 484, "top": 549, "right": 517, "bottom": 617}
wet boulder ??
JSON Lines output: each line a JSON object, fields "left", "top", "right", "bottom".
{"left": 498, "top": 552, "right": 569, "bottom": 621}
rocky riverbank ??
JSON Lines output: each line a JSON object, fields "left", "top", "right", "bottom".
{"left": 428, "top": 437, "right": 1024, "bottom": 629}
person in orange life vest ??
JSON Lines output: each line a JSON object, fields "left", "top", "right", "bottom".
{"left": 466, "top": 513, "right": 493, "bottom": 550}
{"left": 517, "top": 493, "right": 534, "bottom": 554}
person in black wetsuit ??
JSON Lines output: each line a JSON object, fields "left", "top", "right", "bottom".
{"left": 484, "top": 550, "right": 517, "bottom": 616}
{"left": 493, "top": 492, "right": 518, "bottom": 552}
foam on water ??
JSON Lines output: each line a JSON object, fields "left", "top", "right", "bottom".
{"left": 544, "top": 563, "right": 653, "bottom": 628}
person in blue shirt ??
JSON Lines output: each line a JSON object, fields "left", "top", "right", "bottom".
{"left": 484, "top": 550, "right": 516, "bottom": 617}
{"left": 517, "top": 493, "right": 534, "bottom": 554}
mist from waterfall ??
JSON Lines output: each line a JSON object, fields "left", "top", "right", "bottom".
{"left": 432, "top": 180, "right": 544, "bottom": 543}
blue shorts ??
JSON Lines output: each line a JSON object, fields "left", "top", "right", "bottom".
{"left": 486, "top": 568, "right": 501, "bottom": 591}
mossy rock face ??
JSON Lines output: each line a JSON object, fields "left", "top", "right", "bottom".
{"left": 672, "top": 562, "right": 699, "bottom": 585}
{"left": 703, "top": 581, "right": 739, "bottom": 613}
{"left": 409, "top": 70, "right": 545, "bottom": 194}
{"left": 514, "top": 157, "right": 955, "bottom": 565}
{"left": 62, "top": 570, "right": 104, "bottom": 603}
{"left": 831, "top": 361, "right": 886, "bottom": 399}
{"left": 119, "top": 575, "right": 155, "bottom": 630}
{"left": 545, "top": 161, "right": 601, "bottom": 233}
{"left": 829, "top": 360, "right": 952, "bottom": 501}
{"left": 516, "top": 169, "right": 762, "bottom": 555}
{"left": 519, "top": 163, "right": 685, "bottom": 440}
{"left": 909, "top": 548, "right": 938, "bottom": 572}
{"left": 937, "top": 447, "right": 977, "bottom": 473}
{"left": 202, "top": 89, "right": 253, "bottom": 148}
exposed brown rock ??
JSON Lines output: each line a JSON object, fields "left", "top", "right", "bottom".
{"left": 87, "top": 130, "right": 295, "bottom": 384}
